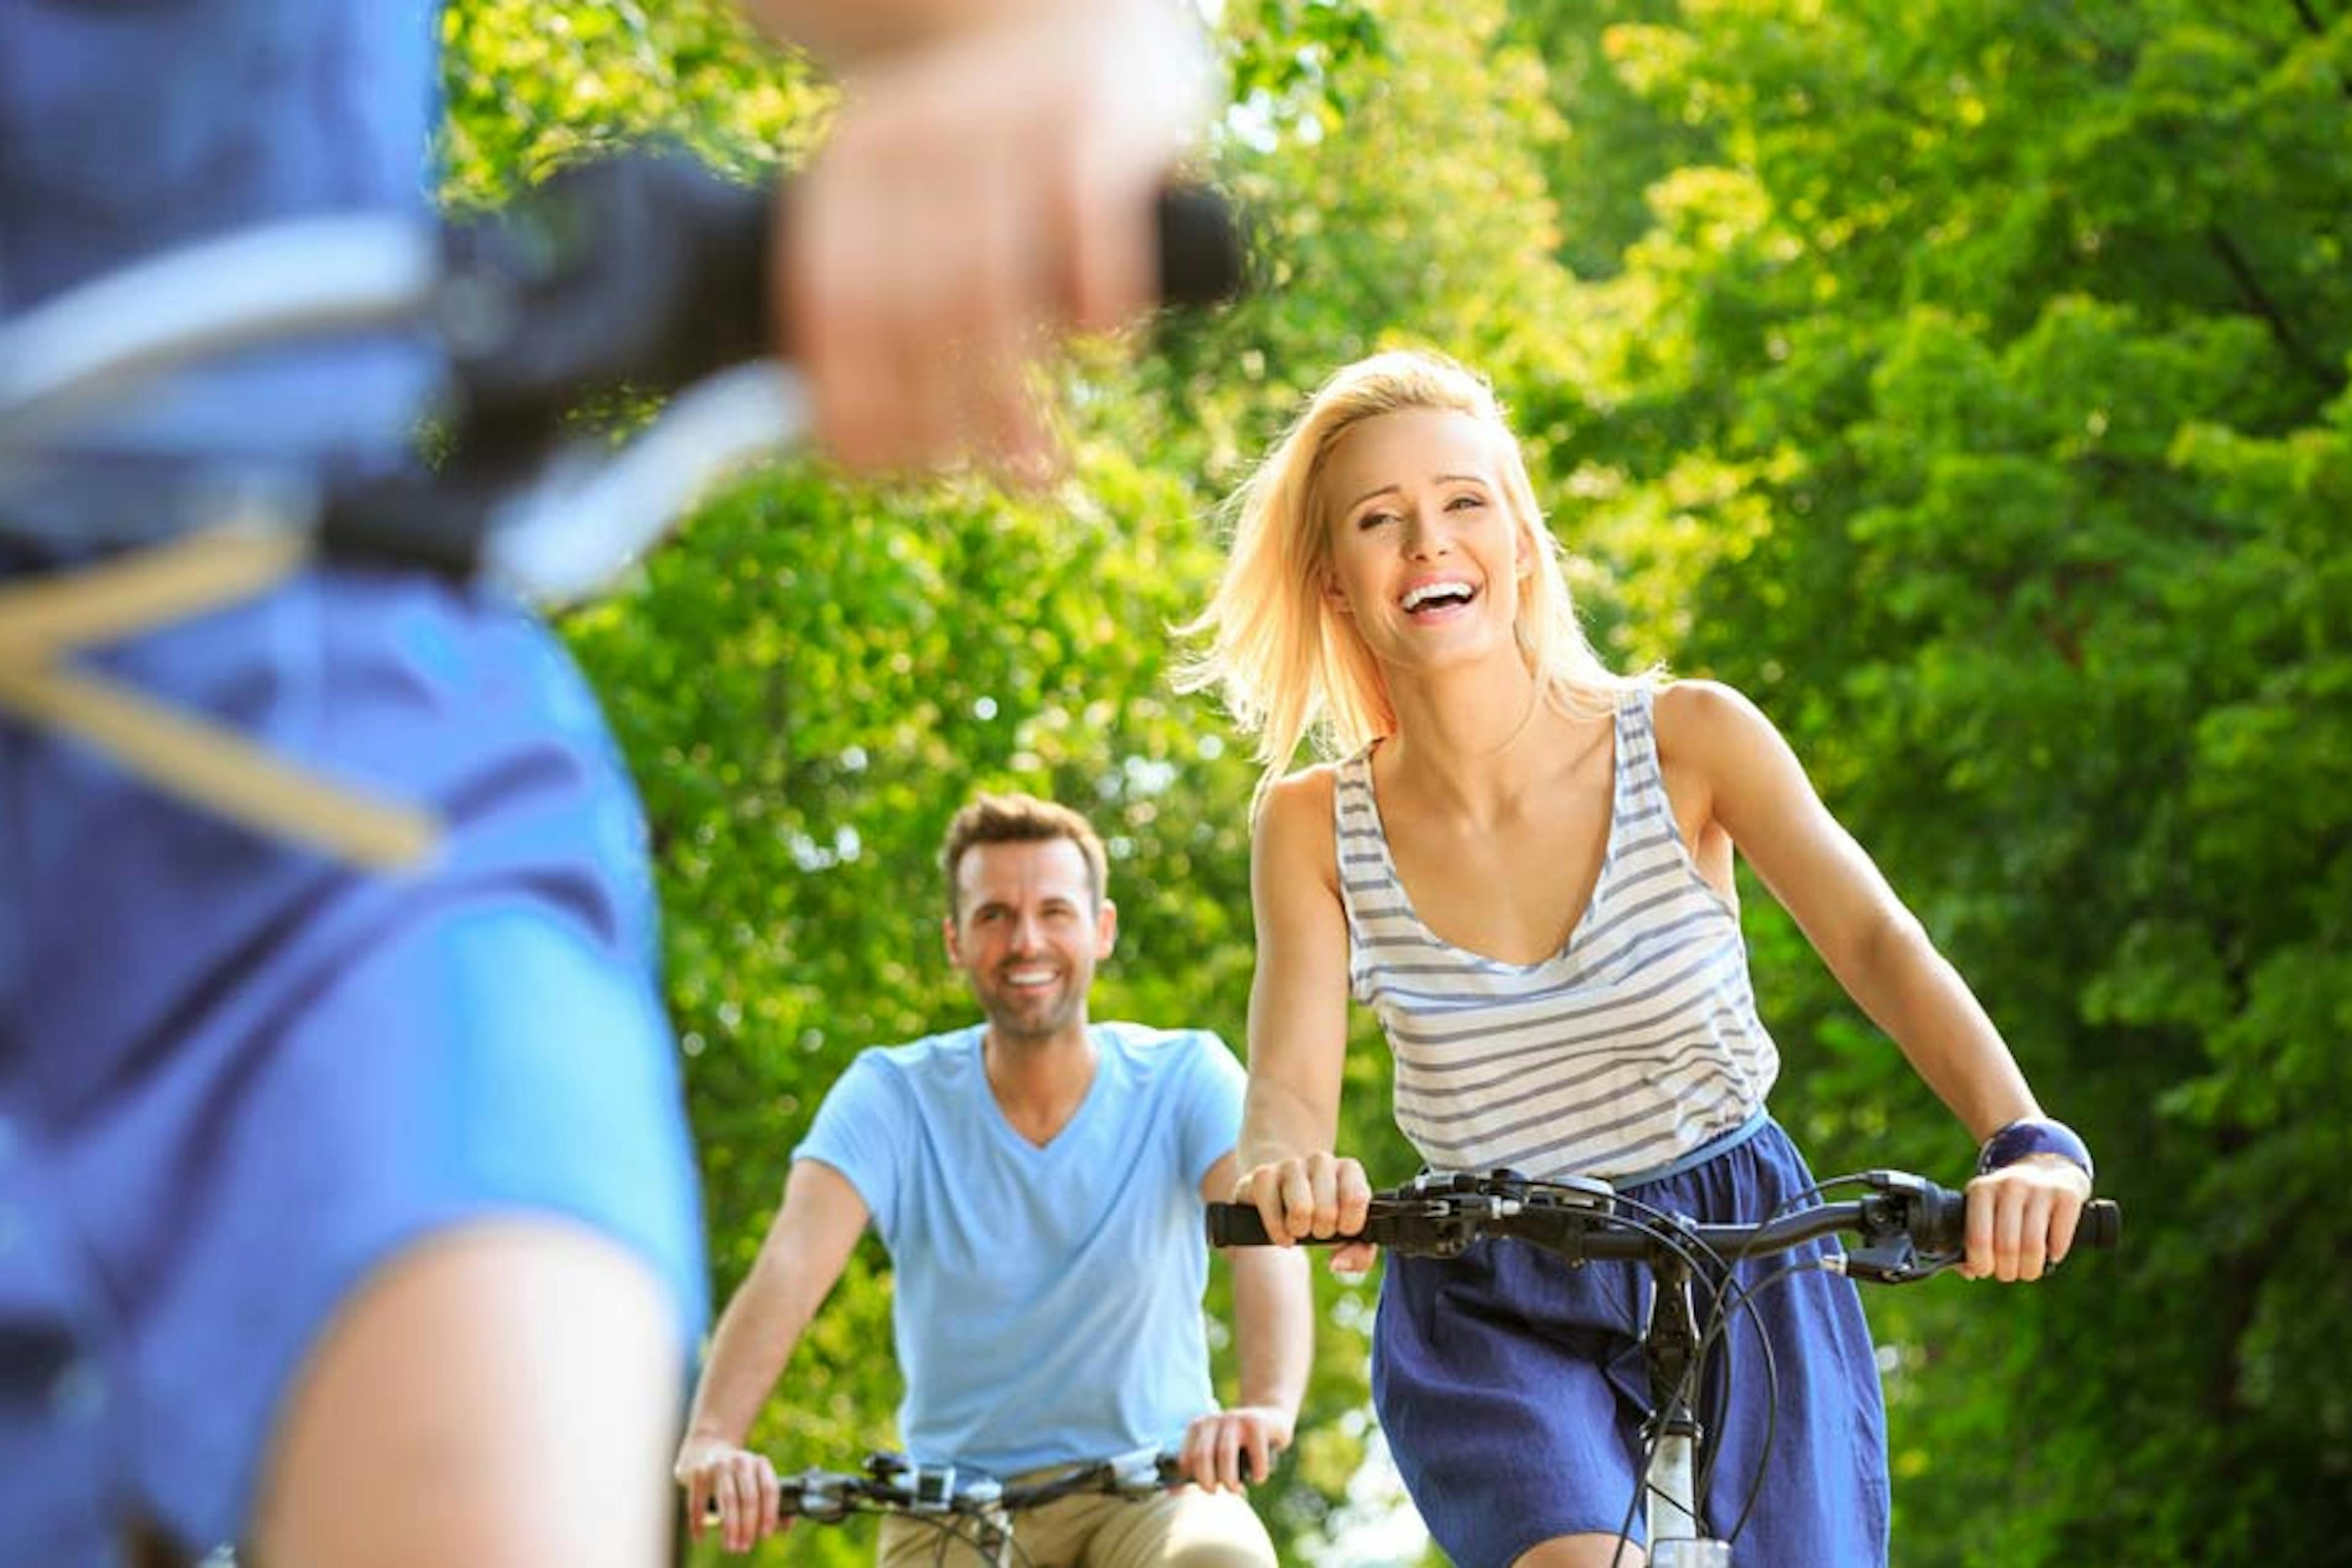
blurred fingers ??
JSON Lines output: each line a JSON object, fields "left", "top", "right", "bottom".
{"left": 1241, "top": 1422, "right": 1274, "bottom": 1490}
{"left": 2013, "top": 1188, "right": 2056, "bottom": 1281}
{"left": 2048, "top": 1185, "right": 2085, "bottom": 1267}
{"left": 1335, "top": 1157, "right": 1373, "bottom": 1233}
{"left": 1276, "top": 1161, "right": 1316, "bottom": 1242}
{"left": 1179, "top": 1419, "right": 1212, "bottom": 1490}
{"left": 1304, "top": 1150, "right": 1343, "bottom": 1237}
{"left": 1214, "top": 1418, "right": 1245, "bottom": 1492}
{"left": 730, "top": 1460, "right": 760, "bottom": 1554}
{"left": 1991, "top": 1182, "right": 2027, "bottom": 1282}
{"left": 755, "top": 1455, "right": 782, "bottom": 1544}
{"left": 1963, "top": 1178, "right": 1995, "bottom": 1280}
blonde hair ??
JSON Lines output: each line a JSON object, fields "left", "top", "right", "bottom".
{"left": 1177, "top": 348, "right": 1641, "bottom": 782}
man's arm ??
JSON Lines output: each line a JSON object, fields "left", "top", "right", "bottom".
{"left": 1182, "top": 1151, "right": 1314, "bottom": 1493}
{"left": 674, "top": 1158, "right": 870, "bottom": 1553}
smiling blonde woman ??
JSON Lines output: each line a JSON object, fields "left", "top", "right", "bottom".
{"left": 1180, "top": 348, "right": 2096, "bottom": 1568}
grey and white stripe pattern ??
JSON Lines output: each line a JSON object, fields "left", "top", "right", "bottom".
{"left": 1338, "top": 687, "right": 1778, "bottom": 1181}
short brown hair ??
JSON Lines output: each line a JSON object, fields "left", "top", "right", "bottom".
{"left": 939, "top": 791, "right": 1109, "bottom": 919}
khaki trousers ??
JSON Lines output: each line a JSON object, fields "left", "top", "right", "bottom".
{"left": 875, "top": 1482, "right": 1274, "bottom": 1568}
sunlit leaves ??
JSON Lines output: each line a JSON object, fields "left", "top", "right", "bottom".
{"left": 439, "top": 0, "right": 829, "bottom": 205}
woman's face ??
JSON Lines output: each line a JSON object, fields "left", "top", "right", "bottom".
{"left": 1316, "top": 407, "right": 1527, "bottom": 677}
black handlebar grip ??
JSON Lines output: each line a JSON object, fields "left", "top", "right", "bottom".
{"left": 1151, "top": 183, "right": 1247, "bottom": 309}
{"left": 1918, "top": 1186, "right": 2122, "bottom": 1257}
{"left": 437, "top": 151, "right": 770, "bottom": 434}
{"left": 2075, "top": 1199, "right": 2122, "bottom": 1250}
{"left": 1205, "top": 1202, "right": 1275, "bottom": 1248}
{"left": 1917, "top": 1182, "right": 1971, "bottom": 1256}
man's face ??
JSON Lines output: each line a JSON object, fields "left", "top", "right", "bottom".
{"left": 944, "top": 838, "right": 1116, "bottom": 1045}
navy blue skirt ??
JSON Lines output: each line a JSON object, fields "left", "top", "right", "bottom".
{"left": 1372, "top": 1120, "right": 1888, "bottom": 1567}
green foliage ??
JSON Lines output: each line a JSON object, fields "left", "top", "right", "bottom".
{"left": 1507, "top": 0, "right": 2352, "bottom": 1558}
{"left": 439, "top": 0, "right": 827, "bottom": 203}
{"left": 442, "top": 0, "right": 2351, "bottom": 1558}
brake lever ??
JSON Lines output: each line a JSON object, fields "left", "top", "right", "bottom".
{"left": 1834, "top": 1175, "right": 1962, "bottom": 1284}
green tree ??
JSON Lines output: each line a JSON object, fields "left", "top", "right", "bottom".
{"left": 1506, "top": 0, "right": 2352, "bottom": 1559}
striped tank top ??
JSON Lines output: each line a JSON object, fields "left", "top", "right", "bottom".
{"left": 1335, "top": 686, "right": 1779, "bottom": 1181}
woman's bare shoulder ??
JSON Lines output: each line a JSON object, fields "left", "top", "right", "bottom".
{"left": 1653, "top": 677, "right": 1775, "bottom": 758}
{"left": 1252, "top": 763, "right": 1350, "bottom": 889}
{"left": 1257, "top": 761, "right": 1341, "bottom": 834}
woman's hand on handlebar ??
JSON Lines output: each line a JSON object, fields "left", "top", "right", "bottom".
{"left": 675, "top": 1433, "right": 783, "bottom": 1554}
{"left": 1233, "top": 1153, "right": 1378, "bottom": 1274}
{"left": 1962, "top": 1156, "right": 2092, "bottom": 1283}
{"left": 780, "top": 1, "right": 1211, "bottom": 478}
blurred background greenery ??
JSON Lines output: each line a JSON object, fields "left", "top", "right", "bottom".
{"left": 440, "top": 1, "right": 2351, "bottom": 1561}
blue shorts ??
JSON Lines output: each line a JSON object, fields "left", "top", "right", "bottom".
{"left": 1371, "top": 1120, "right": 1888, "bottom": 1567}
{"left": 0, "top": 562, "right": 708, "bottom": 1562}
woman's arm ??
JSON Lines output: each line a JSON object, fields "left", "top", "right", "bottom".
{"left": 1656, "top": 680, "right": 2091, "bottom": 1281}
{"left": 1234, "top": 770, "right": 1374, "bottom": 1254}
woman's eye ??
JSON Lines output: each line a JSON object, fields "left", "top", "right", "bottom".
{"left": 1447, "top": 492, "right": 1485, "bottom": 511}
{"left": 1358, "top": 510, "right": 1396, "bottom": 530}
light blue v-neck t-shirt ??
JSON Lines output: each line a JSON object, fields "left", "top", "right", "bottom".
{"left": 794, "top": 1022, "right": 1245, "bottom": 1476}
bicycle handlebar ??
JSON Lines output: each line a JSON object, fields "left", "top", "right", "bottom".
{"left": 0, "top": 152, "right": 1244, "bottom": 440}
{"left": 424, "top": 154, "right": 1245, "bottom": 447}
{"left": 1207, "top": 1169, "right": 2121, "bottom": 1284}
{"left": 698, "top": 1446, "right": 1186, "bottom": 1529}
{"left": 0, "top": 151, "right": 1248, "bottom": 606}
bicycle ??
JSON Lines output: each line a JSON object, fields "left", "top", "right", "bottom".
{"left": 695, "top": 1445, "right": 1191, "bottom": 1566}
{"left": 1208, "top": 1167, "right": 2121, "bottom": 1566}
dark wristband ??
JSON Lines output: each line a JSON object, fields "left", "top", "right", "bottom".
{"left": 1976, "top": 1117, "right": 2094, "bottom": 1183}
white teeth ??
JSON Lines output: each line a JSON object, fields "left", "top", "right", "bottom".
{"left": 1402, "top": 581, "right": 1475, "bottom": 611}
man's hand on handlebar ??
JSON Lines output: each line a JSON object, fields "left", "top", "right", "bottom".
{"left": 1232, "top": 1153, "right": 1378, "bottom": 1275}
{"left": 1179, "top": 1403, "right": 1291, "bottom": 1494}
{"left": 675, "top": 1433, "right": 784, "bottom": 1554}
